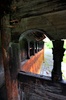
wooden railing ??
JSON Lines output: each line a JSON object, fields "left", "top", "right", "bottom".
{"left": 18, "top": 71, "right": 66, "bottom": 100}
{"left": 21, "top": 49, "right": 44, "bottom": 74}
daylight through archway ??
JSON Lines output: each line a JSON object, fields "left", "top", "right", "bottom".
{"left": 62, "top": 40, "right": 66, "bottom": 80}
{"left": 40, "top": 36, "right": 53, "bottom": 77}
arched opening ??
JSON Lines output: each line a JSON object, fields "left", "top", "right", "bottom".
{"left": 19, "top": 29, "right": 46, "bottom": 74}
{"left": 11, "top": 29, "right": 66, "bottom": 81}
{"left": 19, "top": 29, "right": 66, "bottom": 81}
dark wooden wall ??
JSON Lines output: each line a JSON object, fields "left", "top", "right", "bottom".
{"left": 18, "top": 71, "right": 66, "bottom": 100}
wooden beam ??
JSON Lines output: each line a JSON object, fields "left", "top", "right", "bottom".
{"left": 11, "top": 0, "right": 66, "bottom": 19}
{"left": 1, "top": 14, "right": 11, "bottom": 100}
{"left": 1, "top": 14, "right": 19, "bottom": 100}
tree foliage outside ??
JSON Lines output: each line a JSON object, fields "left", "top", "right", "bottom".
{"left": 63, "top": 40, "right": 66, "bottom": 63}
{"left": 45, "top": 41, "right": 53, "bottom": 49}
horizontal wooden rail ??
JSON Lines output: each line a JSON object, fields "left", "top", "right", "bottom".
{"left": 21, "top": 49, "right": 44, "bottom": 74}
{"left": 18, "top": 71, "right": 66, "bottom": 100}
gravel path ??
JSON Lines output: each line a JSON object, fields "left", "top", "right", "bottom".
{"left": 40, "top": 48, "right": 53, "bottom": 77}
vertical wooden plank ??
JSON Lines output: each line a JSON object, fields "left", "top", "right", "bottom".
{"left": 1, "top": 14, "right": 11, "bottom": 100}
{"left": 10, "top": 42, "right": 20, "bottom": 100}
{"left": 27, "top": 41, "right": 30, "bottom": 59}
{"left": 1, "top": 14, "right": 20, "bottom": 100}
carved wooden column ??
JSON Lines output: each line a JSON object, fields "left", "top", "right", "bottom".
{"left": 27, "top": 41, "right": 30, "bottom": 59}
{"left": 30, "top": 41, "right": 35, "bottom": 56}
{"left": 33, "top": 41, "right": 35, "bottom": 55}
{"left": 35, "top": 42, "right": 38, "bottom": 53}
{"left": 52, "top": 40, "right": 65, "bottom": 81}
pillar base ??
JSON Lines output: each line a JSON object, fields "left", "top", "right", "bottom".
{"left": 27, "top": 56, "right": 30, "bottom": 59}
{"left": 52, "top": 70, "right": 62, "bottom": 81}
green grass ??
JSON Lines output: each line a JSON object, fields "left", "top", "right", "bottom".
{"left": 63, "top": 41, "right": 66, "bottom": 63}
{"left": 45, "top": 41, "right": 53, "bottom": 49}
{"left": 63, "top": 41, "right": 66, "bottom": 49}
{"left": 63, "top": 51, "right": 66, "bottom": 63}
{"left": 62, "top": 74, "right": 66, "bottom": 80}
{"left": 63, "top": 55, "right": 66, "bottom": 63}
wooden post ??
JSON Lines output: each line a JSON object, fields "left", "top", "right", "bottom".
{"left": 1, "top": 14, "right": 12, "bottom": 100}
{"left": 34, "top": 42, "right": 35, "bottom": 55}
{"left": 52, "top": 40, "right": 65, "bottom": 81}
{"left": 30, "top": 41, "right": 35, "bottom": 56}
{"left": 1, "top": 14, "right": 20, "bottom": 100}
{"left": 27, "top": 41, "right": 30, "bottom": 59}
{"left": 35, "top": 42, "right": 38, "bottom": 53}
{"left": 10, "top": 42, "right": 20, "bottom": 100}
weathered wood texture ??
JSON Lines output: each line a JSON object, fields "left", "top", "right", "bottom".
{"left": 21, "top": 49, "right": 44, "bottom": 74}
{"left": 0, "top": 0, "right": 12, "bottom": 17}
{"left": 10, "top": 0, "right": 66, "bottom": 40}
{"left": 10, "top": 43, "right": 20, "bottom": 79}
{"left": 18, "top": 71, "right": 66, "bottom": 100}
{"left": 0, "top": 32, "right": 6, "bottom": 100}
{"left": 8, "top": 43, "right": 21, "bottom": 100}
{"left": 52, "top": 40, "right": 65, "bottom": 81}
{"left": 1, "top": 14, "right": 12, "bottom": 100}
{"left": 0, "top": 33, "right": 5, "bottom": 88}
{"left": 1, "top": 15, "right": 20, "bottom": 100}
{"left": 11, "top": 0, "right": 66, "bottom": 18}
